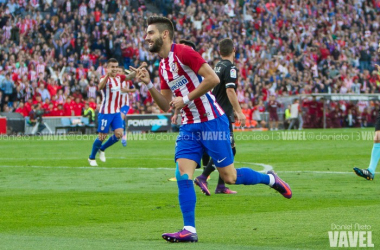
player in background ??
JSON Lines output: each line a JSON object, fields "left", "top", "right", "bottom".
{"left": 132, "top": 16, "right": 292, "bottom": 243}
{"left": 268, "top": 94, "right": 281, "bottom": 130}
{"left": 88, "top": 58, "right": 124, "bottom": 166}
{"left": 88, "top": 59, "right": 144, "bottom": 166}
{"left": 354, "top": 43, "right": 380, "bottom": 180}
{"left": 194, "top": 38, "right": 244, "bottom": 195}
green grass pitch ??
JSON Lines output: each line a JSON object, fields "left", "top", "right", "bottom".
{"left": 0, "top": 129, "right": 379, "bottom": 250}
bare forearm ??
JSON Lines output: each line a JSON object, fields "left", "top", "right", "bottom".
{"left": 149, "top": 88, "right": 170, "bottom": 112}
{"left": 227, "top": 89, "right": 243, "bottom": 113}
{"left": 125, "top": 72, "right": 136, "bottom": 80}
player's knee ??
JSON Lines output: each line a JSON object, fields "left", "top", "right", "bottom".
{"left": 175, "top": 162, "right": 190, "bottom": 181}
{"left": 220, "top": 172, "right": 236, "bottom": 184}
{"left": 115, "top": 132, "right": 123, "bottom": 139}
{"left": 223, "top": 175, "right": 236, "bottom": 185}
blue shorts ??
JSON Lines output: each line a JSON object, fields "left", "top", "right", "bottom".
{"left": 120, "top": 105, "right": 130, "bottom": 115}
{"left": 175, "top": 114, "right": 234, "bottom": 168}
{"left": 98, "top": 113, "right": 124, "bottom": 133}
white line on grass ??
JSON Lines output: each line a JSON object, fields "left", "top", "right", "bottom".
{"left": 3, "top": 160, "right": 374, "bottom": 174}
{"left": 0, "top": 157, "right": 174, "bottom": 161}
{"left": 0, "top": 161, "right": 272, "bottom": 172}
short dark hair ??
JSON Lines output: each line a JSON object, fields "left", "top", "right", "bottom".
{"left": 147, "top": 16, "right": 174, "bottom": 40}
{"left": 179, "top": 39, "right": 196, "bottom": 50}
{"left": 219, "top": 38, "right": 234, "bottom": 57}
{"left": 108, "top": 58, "right": 118, "bottom": 64}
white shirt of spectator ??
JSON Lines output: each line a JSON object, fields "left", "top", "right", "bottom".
{"left": 66, "top": 1, "right": 71, "bottom": 12}
{"left": 79, "top": 3, "right": 88, "bottom": 17}
{"left": 290, "top": 103, "right": 299, "bottom": 119}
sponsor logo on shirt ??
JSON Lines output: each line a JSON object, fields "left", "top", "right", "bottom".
{"left": 168, "top": 75, "right": 189, "bottom": 91}
{"left": 111, "top": 86, "right": 120, "bottom": 92}
{"left": 230, "top": 68, "right": 237, "bottom": 78}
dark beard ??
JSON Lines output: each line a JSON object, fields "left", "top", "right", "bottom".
{"left": 148, "top": 37, "right": 163, "bottom": 53}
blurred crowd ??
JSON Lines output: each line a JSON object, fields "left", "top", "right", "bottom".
{"left": 0, "top": 0, "right": 379, "bottom": 129}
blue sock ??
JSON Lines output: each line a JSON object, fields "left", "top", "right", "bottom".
{"left": 89, "top": 138, "right": 103, "bottom": 159}
{"left": 368, "top": 143, "right": 380, "bottom": 175}
{"left": 123, "top": 120, "right": 126, "bottom": 135}
{"left": 235, "top": 168, "right": 270, "bottom": 185}
{"left": 100, "top": 135, "right": 119, "bottom": 151}
{"left": 177, "top": 179, "right": 196, "bottom": 228}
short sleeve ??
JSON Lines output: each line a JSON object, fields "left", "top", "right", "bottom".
{"left": 224, "top": 65, "right": 238, "bottom": 89}
{"left": 119, "top": 74, "right": 126, "bottom": 83}
{"left": 176, "top": 44, "right": 206, "bottom": 74}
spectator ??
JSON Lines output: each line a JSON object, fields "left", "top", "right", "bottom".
{"left": 37, "top": 83, "right": 50, "bottom": 101}
{"left": 82, "top": 102, "right": 95, "bottom": 123}
{"left": 1, "top": 72, "right": 14, "bottom": 99}
{"left": 0, "top": 0, "right": 377, "bottom": 130}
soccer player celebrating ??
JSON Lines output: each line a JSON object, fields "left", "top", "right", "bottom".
{"left": 88, "top": 58, "right": 124, "bottom": 166}
{"left": 88, "top": 59, "right": 144, "bottom": 166}
{"left": 354, "top": 43, "right": 380, "bottom": 180}
{"left": 194, "top": 38, "right": 244, "bottom": 195}
{"left": 133, "top": 17, "right": 292, "bottom": 243}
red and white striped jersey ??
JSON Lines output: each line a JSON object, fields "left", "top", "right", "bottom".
{"left": 87, "top": 85, "right": 97, "bottom": 99}
{"left": 160, "top": 44, "right": 224, "bottom": 124}
{"left": 36, "top": 63, "right": 45, "bottom": 76}
{"left": 120, "top": 80, "right": 133, "bottom": 107}
{"left": 99, "top": 74, "right": 126, "bottom": 114}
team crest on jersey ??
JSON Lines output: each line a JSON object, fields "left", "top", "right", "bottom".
{"left": 170, "top": 62, "right": 179, "bottom": 73}
{"left": 230, "top": 68, "right": 237, "bottom": 78}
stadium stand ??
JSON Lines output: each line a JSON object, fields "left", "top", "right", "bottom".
{"left": 0, "top": 0, "right": 379, "bottom": 132}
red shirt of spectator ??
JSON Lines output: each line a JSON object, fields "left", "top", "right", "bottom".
{"left": 47, "top": 82, "right": 61, "bottom": 98}
{"left": 33, "top": 95, "right": 42, "bottom": 105}
{"left": 319, "top": 44, "right": 330, "bottom": 60}
{"left": 262, "top": 86, "right": 269, "bottom": 102}
{"left": 24, "top": 98, "right": 33, "bottom": 114}
{"left": 122, "top": 44, "right": 134, "bottom": 58}
{"left": 15, "top": 103, "right": 29, "bottom": 117}
{"left": 44, "top": 104, "right": 55, "bottom": 116}
{"left": 52, "top": 105, "right": 65, "bottom": 116}
{"left": 42, "top": 99, "right": 51, "bottom": 111}
{"left": 308, "top": 98, "right": 318, "bottom": 115}
{"left": 89, "top": 101, "right": 97, "bottom": 110}
{"left": 76, "top": 65, "right": 88, "bottom": 80}
{"left": 94, "top": 8, "right": 101, "bottom": 23}
{"left": 72, "top": 98, "right": 84, "bottom": 116}
{"left": 63, "top": 98, "right": 74, "bottom": 116}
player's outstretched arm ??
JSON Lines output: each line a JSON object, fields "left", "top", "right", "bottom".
{"left": 125, "top": 62, "right": 148, "bottom": 80}
{"left": 170, "top": 63, "right": 219, "bottom": 109}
